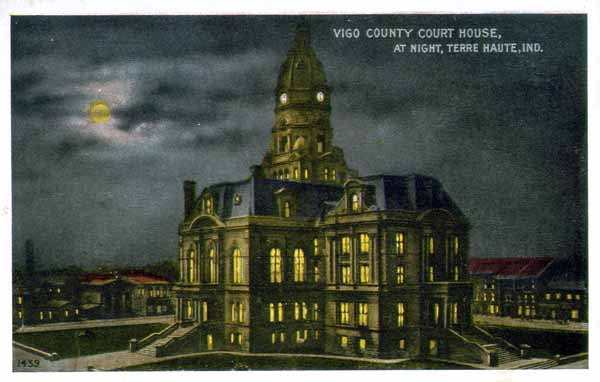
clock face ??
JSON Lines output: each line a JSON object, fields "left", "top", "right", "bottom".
{"left": 316, "top": 91, "right": 325, "bottom": 102}
{"left": 280, "top": 93, "right": 288, "bottom": 104}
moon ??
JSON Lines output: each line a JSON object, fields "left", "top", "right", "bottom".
{"left": 87, "top": 100, "right": 111, "bottom": 124}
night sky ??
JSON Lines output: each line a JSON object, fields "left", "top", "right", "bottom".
{"left": 11, "top": 15, "right": 586, "bottom": 270}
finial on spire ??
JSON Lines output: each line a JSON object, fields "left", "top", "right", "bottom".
{"left": 294, "top": 19, "right": 311, "bottom": 50}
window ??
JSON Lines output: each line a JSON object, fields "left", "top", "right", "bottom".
{"left": 360, "top": 265, "right": 370, "bottom": 283}
{"left": 313, "top": 238, "right": 319, "bottom": 256}
{"left": 428, "top": 266, "right": 435, "bottom": 282}
{"left": 280, "top": 332, "right": 286, "bottom": 343}
{"left": 293, "top": 167, "right": 299, "bottom": 180}
{"left": 359, "top": 338, "right": 366, "bottom": 350}
{"left": 397, "top": 265, "right": 405, "bottom": 285}
{"left": 303, "top": 168, "right": 309, "bottom": 180}
{"left": 576, "top": 294, "right": 581, "bottom": 300}
{"left": 555, "top": 293, "right": 562, "bottom": 300}
{"left": 428, "top": 236, "right": 435, "bottom": 255}
{"left": 202, "top": 301, "right": 208, "bottom": 322}
{"left": 283, "top": 201, "right": 291, "bottom": 218}
{"left": 232, "top": 248, "right": 243, "bottom": 283}
{"left": 545, "top": 293, "right": 551, "bottom": 300}
{"left": 359, "top": 234, "right": 370, "bottom": 253}
{"left": 396, "top": 232, "right": 405, "bottom": 255}
{"left": 293, "top": 249, "right": 305, "bottom": 282}
{"left": 208, "top": 248, "right": 216, "bottom": 283}
{"left": 314, "top": 266, "right": 320, "bottom": 283}
{"left": 278, "top": 303, "right": 284, "bottom": 322}
{"left": 57, "top": 288, "right": 61, "bottom": 294}
{"left": 341, "top": 265, "right": 352, "bottom": 284}
{"left": 238, "top": 334, "right": 244, "bottom": 345}
{"left": 453, "top": 265, "right": 460, "bottom": 281}
{"left": 317, "top": 136, "right": 324, "bottom": 153}
{"left": 340, "top": 302, "right": 350, "bottom": 324}
{"left": 314, "top": 330, "right": 320, "bottom": 340}
{"left": 284, "top": 169, "right": 290, "bottom": 179}
{"left": 332, "top": 169, "right": 337, "bottom": 181}
{"left": 207, "top": 334, "right": 213, "bottom": 350}
{"left": 399, "top": 339, "right": 406, "bottom": 350}
{"left": 18, "top": 311, "right": 23, "bottom": 320}
{"left": 433, "top": 303, "right": 440, "bottom": 325}
{"left": 567, "top": 293, "right": 573, "bottom": 300}
{"left": 351, "top": 193, "right": 359, "bottom": 212}
{"left": 313, "top": 303, "right": 319, "bottom": 321}
{"left": 295, "top": 302, "right": 308, "bottom": 320}
{"left": 75, "top": 308, "right": 79, "bottom": 315}
{"left": 302, "top": 302, "right": 308, "bottom": 320}
{"left": 186, "top": 300, "right": 193, "bottom": 319}
{"left": 188, "top": 250, "right": 196, "bottom": 283}
{"left": 341, "top": 237, "right": 351, "bottom": 254}
{"left": 239, "top": 303, "right": 244, "bottom": 323}
{"left": 270, "top": 248, "right": 282, "bottom": 283}
{"left": 451, "top": 302, "right": 458, "bottom": 325}
{"left": 358, "top": 303, "right": 369, "bottom": 326}
{"left": 269, "top": 303, "right": 276, "bottom": 322}
{"left": 397, "top": 303, "right": 405, "bottom": 327}
{"left": 39, "top": 311, "right": 44, "bottom": 320}
{"left": 271, "top": 333, "right": 277, "bottom": 344}
{"left": 323, "top": 168, "right": 329, "bottom": 180}
{"left": 231, "top": 303, "right": 236, "bottom": 323}
{"left": 340, "top": 335, "right": 348, "bottom": 348}
{"left": 294, "top": 302, "right": 300, "bottom": 320}
{"left": 17, "top": 296, "right": 22, "bottom": 305}
{"left": 296, "top": 330, "right": 308, "bottom": 344}
{"left": 48, "top": 311, "right": 53, "bottom": 320}
{"left": 571, "top": 310, "right": 579, "bottom": 320}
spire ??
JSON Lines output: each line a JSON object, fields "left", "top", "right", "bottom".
{"left": 293, "top": 21, "right": 311, "bottom": 51}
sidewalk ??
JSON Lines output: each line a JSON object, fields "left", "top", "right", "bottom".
{"left": 473, "top": 314, "right": 588, "bottom": 333}
{"left": 14, "top": 315, "right": 175, "bottom": 333}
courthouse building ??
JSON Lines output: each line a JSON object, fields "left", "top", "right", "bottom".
{"left": 160, "top": 24, "right": 494, "bottom": 363}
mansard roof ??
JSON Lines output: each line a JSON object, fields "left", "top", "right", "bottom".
{"left": 194, "top": 172, "right": 465, "bottom": 221}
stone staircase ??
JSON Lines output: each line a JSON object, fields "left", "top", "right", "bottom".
{"left": 136, "top": 325, "right": 196, "bottom": 357}
{"left": 516, "top": 359, "right": 559, "bottom": 369}
{"left": 496, "top": 346, "right": 521, "bottom": 364}
{"left": 459, "top": 329, "right": 521, "bottom": 365}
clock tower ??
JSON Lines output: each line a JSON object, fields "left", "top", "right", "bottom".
{"left": 261, "top": 23, "right": 356, "bottom": 184}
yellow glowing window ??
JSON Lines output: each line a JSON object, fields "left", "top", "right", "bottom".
{"left": 399, "top": 339, "right": 406, "bottom": 350}
{"left": 314, "top": 266, "right": 320, "bottom": 283}
{"left": 360, "top": 265, "right": 370, "bottom": 283}
{"left": 293, "top": 168, "right": 299, "bottom": 180}
{"left": 202, "top": 301, "right": 208, "bottom": 322}
{"left": 518, "top": 306, "right": 523, "bottom": 316}
{"left": 208, "top": 248, "right": 216, "bottom": 283}
{"left": 39, "top": 311, "right": 44, "bottom": 320}
{"left": 567, "top": 293, "right": 573, "bottom": 300}
{"left": 359, "top": 338, "right": 366, "bottom": 350}
{"left": 18, "top": 311, "right": 23, "bottom": 319}
{"left": 230, "top": 333, "right": 235, "bottom": 344}
{"left": 278, "top": 302, "right": 284, "bottom": 322}
{"left": 576, "top": 294, "right": 581, "bottom": 300}
{"left": 491, "top": 293, "right": 495, "bottom": 302}
{"left": 269, "top": 303, "right": 275, "bottom": 322}
{"left": 303, "top": 168, "right": 309, "bottom": 179}
{"left": 231, "top": 303, "right": 236, "bottom": 323}
{"left": 294, "top": 302, "right": 300, "bottom": 320}
{"left": 359, "top": 234, "right": 370, "bottom": 253}
{"left": 57, "top": 288, "right": 61, "bottom": 294}
{"left": 313, "top": 303, "right": 319, "bottom": 321}
{"left": 341, "top": 265, "right": 352, "bottom": 284}
{"left": 453, "top": 265, "right": 460, "bottom": 281}
{"left": 47, "top": 311, "right": 52, "bottom": 320}
{"left": 340, "top": 302, "right": 350, "bottom": 324}
{"left": 433, "top": 303, "right": 440, "bottom": 324}
{"left": 571, "top": 310, "right": 579, "bottom": 320}
{"left": 358, "top": 303, "right": 368, "bottom": 326}
{"left": 351, "top": 193, "right": 359, "bottom": 211}
{"left": 63, "top": 310, "right": 68, "bottom": 318}
{"left": 323, "top": 168, "right": 329, "bottom": 180}
{"left": 186, "top": 300, "right": 193, "bottom": 319}
{"left": 271, "top": 333, "right": 276, "bottom": 344}
{"left": 428, "top": 266, "right": 435, "bottom": 282}
{"left": 295, "top": 330, "right": 308, "bottom": 344}
{"left": 293, "top": 249, "right": 305, "bottom": 282}
{"left": 428, "top": 236, "right": 434, "bottom": 255}
{"left": 397, "top": 303, "right": 405, "bottom": 327}
{"left": 238, "top": 334, "right": 243, "bottom": 345}
{"left": 453, "top": 236, "right": 459, "bottom": 255}
{"left": 451, "top": 303, "right": 458, "bottom": 324}
{"left": 314, "top": 330, "right": 319, "bottom": 340}
{"left": 555, "top": 293, "right": 561, "bottom": 300}
{"left": 332, "top": 169, "right": 337, "bottom": 181}
{"left": 341, "top": 237, "right": 351, "bottom": 254}
{"left": 205, "top": 198, "right": 212, "bottom": 214}
{"left": 283, "top": 201, "right": 291, "bottom": 218}
{"left": 313, "top": 238, "right": 319, "bottom": 256}
{"left": 17, "top": 296, "right": 22, "bottom": 305}
{"left": 233, "top": 248, "right": 242, "bottom": 284}
{"left": 397, "top": 265, "right": 405, "bottom": 285}
{"left": 302, "top": 302, "right": 308, "bottom": 320}
{"left": 396, "top": 232, "right": 405, "bottom": 255}
{"left": 239, "top": 303, "right": 244, "bottom": 323}
{"left": 270, "top": 248, "right": 282, "bottom": 283}
{"left": 340, "top": 335, "right": 348, "bottom": 348}
{"left": 280, "top": 332, "right": 286, "bottom": 343}
{"left": 207, "top": 334, "right": 213, "bottom": 350}
{"left": 429, "top": 339, "right": 437, "bottom": 351}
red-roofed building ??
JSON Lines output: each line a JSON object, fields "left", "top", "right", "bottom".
{"left": 469, "top": 257, "right": 586, "bottom": 322}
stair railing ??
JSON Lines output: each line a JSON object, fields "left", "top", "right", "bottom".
{"left": 130, "top": 322, "right": 179, "bottom": 352}
{"left": 448, "top": 328, "right": 493, "bottom": 366}
{"left": 472, "top": 325, "right": 520, "bottom": 353}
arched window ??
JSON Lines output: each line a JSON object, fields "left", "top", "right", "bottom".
{"left": 188, "top": 249, "right": 196, "bottom": 283}
{"left": 359, "top": 234, "right": 370, "bottom": 253}
{"left": 331, "top": 169, "right": 337, "bottom": 181}
{"left": 270, "top": 248, "right": 282, "bottom": 283}
{"left": 283, "top": 201, "right": 291, "bottom": 218}
{"left": 351, "top": 193, "right": 359, "bottom": 211}
{"left": 208, "top": 248, "right": 216, "bottom": 283}
{"left": 293, "top": 168, "right": 299, "bottom": 179}
{"left": 323, "top": 168, "right": 329, "bottom": 180}
{"left": 303, "top": 168, "right": 309, "bottom": 179}
{"left": 233, "top": 248, "right": 242, "bottom": 284}
{"left": 293, "top": 249, "right": 305, "bottom": 282}
{"left": 313, "top": 238, "right": 319, "bottom": 256}
{"left": 284, "top": 169, "right": 290, "bottom": 179}
{"left": 205, "top": 197, "right": 213, "bottom": 215}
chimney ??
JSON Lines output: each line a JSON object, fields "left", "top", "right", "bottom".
{"left": 183, "top": 180, "right": 196, "bottom": 218}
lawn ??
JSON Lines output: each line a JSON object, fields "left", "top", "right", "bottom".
{"left": 13, "top": 323, "right": 167, "bottom": 359}
{"left": 119, "top": 353, "right": 474, "bottom": 371}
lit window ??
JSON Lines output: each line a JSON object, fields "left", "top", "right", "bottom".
{"left": 280, "top": 332, "right": 285, "bottom": 343}
{"left": 186, "top": 300, "right": 193, "bottom": 319}
{"left": 358, "top": 303, "right": 368, "bottom": 326}
{"left": 271, "top": 333, "right": 276, "bottom": 344}
{"left": 205, "top": 197, "right": 213, "bottom": 215}
{"left": 341, "top": 265, "right": 352, "bottom": 284}
{"left": 433, "top": 303, "right": 440, "bottom": 325}
{"left": 302, "top": 302, "right": 308, "bottom": 320}
{"left": 453, "top": 236, "right": 459, "bottom": 256}
{"left": 396, "top": 232, "right": 405, "bottom": 255}
{"left": 359, "top": 338, "right": 366, "bottom": 350}
{"left": 453, "top": 265, "right": 460, "bottom": 281}
{"left": 303, "top": 168, "right": 309, "bottom": 179}
{"left": 229, "top": 333, "right": 235, "bottom": 344}
{"left": 293, "top": 168, "right": 299, "bottom": 180}
{"left": 571, "top": 310, "right": 579, "bottom": 320}
{"left": 284, "top": 169, "right": 290, "bottom": 179}
{"left": 208, "top": 248, "right": 216, "bottom": 283}
{"left": 397, "top": 303, "right": 405, "bottom": 327}
{"left": 313, "top": 303, "right": 319, "bottom": 321}
{"left": 428, "top": 236, "right": 434, "bottom": 255}
{"left": 17, "top": 296, "right": 22, "bottom": 305}
{"left": 360, "top": 265, "right": 370, "bottom": 283}
{"left": 188, "top": 250, "right": 196, "bottom": 283}
{"left": 48, "top": 311, "right": 53, "bottom": 320}
{"left": 293, "top": 249, "right": 305, "bottom": 282}
{"left": 207, "top": 334, "right": 213, "bottom": 350}
{"left": 331, "top": 169, "right": 337, "bottom": 181}
{"left": 576, "top": 294, "right": 581, "bottom": 300}
{"left": 202, "top": 301, "right": 208, "bottom": 322}
{"left": 451, "top": 302, "right": 458, "bottom": 324}
{"left": 340, "top": 302, "right": 350, "bottom": 324}
{"left": 323, "top": 168, "right": 329, "bottom": 180}
{"left": 314, "top": 266, "right": 320, "bottom": 283}
{"left": 231, "top": 303, "right": 236, "bottom": 323}
{"left": 340, "top": 335, "right": 348, "bottom": 348}
{"left": 295, "top": 329, "right": 308, "bottom": 344}
{"left": 18, "top": 311, "right": 23, "bottom": 319}
{"left": 238, "top": 303, "right": 244, "bottom": 323}
{"left": 283, "top": 201, "right": 291, "bottom": 218}
{"left": 359, "top": 234, "right": 370, "bottom": 253}
{"left": 314, "top": 330, "right": 319, "bottom": 340}
{"left": 294, "top": 302, "right": 300, "bottom": 320}
{"left": 313, "top": 238, "right": 319, "bottom": 256}
{"left": 428, "top": 266, "right": 435, "bottom": 282}
{"left": 75, "top": 308, "right": 79, "bottom": 315}
{"left": 233, "top": 248, "right": 243, "bottom": 284}
{"left": 341, "top": 237, "right": 351, "bottom": 254}
{"left": 555, "top": 293, "right": 561, "bottom": 300}
{"left": 269, "top": 303, "right": 275, "bottom": 322}
{"left": 270, "top": 248, "right": 282, "bottom": 283}
{"left": 397, "top": 265, "right": 405, "bottom": 285}
{"left": 278, "top": 303, "right": 284, "bottom": 322}
{"left": 399, "top": 339, "right": 406, "bottom": 350}
{"left": 39, "top": 311, "right": 44, "bottom": 320}
{"left": 429, "top": 339, "right": 437, "bottom": 352}
{"left": 351, "top": 194, "right": 359, "bottom": 212}
{"left": 567, "top": 293, "right": 573, "bottom": 300}
{"left": 64, "top": 310, "right": 68, "bottom": 318}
